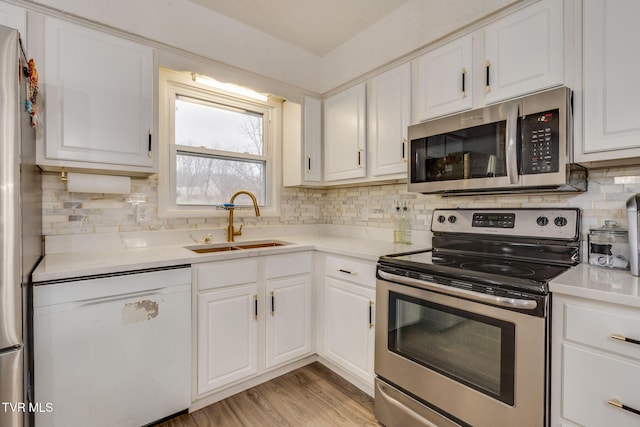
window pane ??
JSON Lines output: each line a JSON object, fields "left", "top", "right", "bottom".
{"left": 176, "top": 152, "right": 265, "bottom": 206}
{"left": 175, "top": 96, "right": 263, "bottom": 155}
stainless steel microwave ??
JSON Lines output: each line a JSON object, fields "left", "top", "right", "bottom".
{"left": 408, "top": 87, "right": 586, "bottom": 195}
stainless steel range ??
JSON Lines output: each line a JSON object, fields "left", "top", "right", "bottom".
{"left": 374, "top": 208, "right": 581, "bottom": 427}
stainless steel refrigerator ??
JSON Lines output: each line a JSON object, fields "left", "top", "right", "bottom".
{"left": 0, "top": 24, "right": 43, "bottom": 427}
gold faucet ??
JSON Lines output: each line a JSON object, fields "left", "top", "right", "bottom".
{"left": 227, "top": 190, "right": 260, "bottom": 242}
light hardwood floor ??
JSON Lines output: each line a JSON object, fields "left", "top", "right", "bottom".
{"left": 157, "top": 362, "right": 380, "bottom": 427}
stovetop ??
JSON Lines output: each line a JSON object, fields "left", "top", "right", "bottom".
{"left": 379, "top": 249, "right": 572, "bottom": 294}
{"left": 379, "top": 208, "right": 581, "bottom": 296}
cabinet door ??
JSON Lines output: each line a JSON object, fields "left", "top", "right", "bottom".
{"left": 282, "top": 97, "right": 322, "bottom": 186}
{"left": 265, "top": 275, "right": 312, "bottom": 368}
{"left": 324, "top": 277, "right": 375, "bottom": 384}
{"left": 197, "top": 284, "right": 258, "bottom": 395}
{"left": 562, "top": 344, "right": 640, "bottom": 427}
{"left": 0, "top": 2, "right": 26, "bottom": 40}
{"left": 303, "top": 96, "right": 322, "bottom": 182}
{"left": 370, "top": 63, "right": 411, "bottom": 177}
{"left": 415, "top": 35, "right": 472, "bottom": 121}
{"left": 484, "top": 0, "right": 563, "bottom": 104}
{"left": 43, "top": 17, "right": 154, "bottom": 169}
{"left": 580, "top": 0, "right": 640, "bottom": 160}
{"left": 324, "top": 83, "right": 366, "bottom": 181}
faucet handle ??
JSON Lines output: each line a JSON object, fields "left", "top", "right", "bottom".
{"left": 233, "top": 224, "right": 243, "bottom": 237}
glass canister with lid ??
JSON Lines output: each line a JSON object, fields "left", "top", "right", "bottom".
{"left": 588, "top": 221, "right": 630, "bottom": 269}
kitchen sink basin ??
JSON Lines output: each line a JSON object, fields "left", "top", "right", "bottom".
{"left": 186, "top": 240, "right": 290, "bottom": 254}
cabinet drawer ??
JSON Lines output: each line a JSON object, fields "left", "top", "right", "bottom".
{"left": 565, "top": 303, "right": 640, "bottom": 362}
{"left": 195, "top": 259, "right": 258, "bottom": 291}
{"left": 325, "top": 256, "right": 376, "bottom": 288}
{"left": 562, "top": 344, "right": 640, "bottom": 427}
{"left": 265, "top": 252, "right": 312, "bottom": 279}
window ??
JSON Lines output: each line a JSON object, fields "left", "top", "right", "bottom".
{"left": 159, "top": 69, "right": 280, "bottom": 218}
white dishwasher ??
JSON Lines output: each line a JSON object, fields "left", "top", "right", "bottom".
{"left": 33, "top": 266, "right": 191, "bottom": 427}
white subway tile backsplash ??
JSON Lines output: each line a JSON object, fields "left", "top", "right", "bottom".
{"left": 41, "top": 166, "right": 640, "bottom": 241}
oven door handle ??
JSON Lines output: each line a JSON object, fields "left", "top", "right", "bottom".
{"left": 379, "top": 271, "right": 538, "bottom": 310}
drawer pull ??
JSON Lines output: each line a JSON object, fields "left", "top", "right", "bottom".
{"left": 608, "top": 399, "right": 640, "bottom": 417}
{"left": 611, "top": 333, "right": 640, "bottom": 346}
{"left": 338, "top": 268, "right": 357, "bottom": 275}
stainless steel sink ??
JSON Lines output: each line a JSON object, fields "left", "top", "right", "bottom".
{"left": 186, "top": 240, "right": 290, "bottom": 254}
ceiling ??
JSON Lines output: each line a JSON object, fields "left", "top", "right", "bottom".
{"left": 188, "top": 0, "right": 412, "bottom": 57}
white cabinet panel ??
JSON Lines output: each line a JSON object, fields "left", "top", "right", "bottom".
{"left": 42, "top": 17, "right": 154, "bottom": 171}
{"left": 563, "top": 344, "right": 640, "bottom": 427}
{"left": 579, "top": 0, "right": 640, "bottom": 161}
{"left": 283, "top": 96, "right": 322, "bottom": 186}
{"left": 303, "top": 96, "right": 323, "bottom": 182}
{"left": 484, "top": 0, "right": 563, "bottom": 104}
{"left": 197, "top": 284, "right": 258, "bottom": 394}
{"left": 369, "top": 63, "right": 411, "bottom": 176}
{"left": 195, "top": 251, "right": 313, "bottom": 397}
{"left": 324, "top": 83, "right": 366, "bottom": 181}
{"left": 552, "top": 295, "right": 640, "bottom": 426}
{"left": 324, "top": 277, "right": 375, "bottom": 384}
{"left": 416, "top": 35, "right": 473, "bottom": 121}
{"left": 266, "top": 275, "right": 312, "bottom": 368}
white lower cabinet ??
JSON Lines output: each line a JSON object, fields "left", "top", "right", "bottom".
{"left": 551, "top": 294, "right": 640, "bottom": 426}
{"left": 194, "top": 251, "right": 312, "bottom": 397}
{"left": 320, "top": 255, "right": 376, "bottom": 391}
{"left": 197, "top": 284, "right": 258, "bottom": 394}
{"left": 266, "top": 275, "right": 312, "bottom": 368}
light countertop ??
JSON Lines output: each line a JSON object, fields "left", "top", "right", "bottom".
{"left": 33, "top": 233, "right": 423, "bottom": 283}
{"left": 550, "top": 263, "right": 640, "bottom": 308}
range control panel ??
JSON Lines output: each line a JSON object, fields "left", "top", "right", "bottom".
{"left": 432, "top": 208, "right": 580, "bottom": 240}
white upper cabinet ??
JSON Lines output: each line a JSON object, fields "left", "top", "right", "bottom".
{"left": 324, "top": 83, "right": 366, "bottom": 182}
{"left": 414, "top": 0, "right": 564, "bottom": 121}
{"left": 415, "top": 35, "right": 473, "bottom": 121}
{"left": 369, "top": 63, "right": 411, "bottom": 177}
{"left": 40, "top": 17, "right": 155, "bottom": 172}
{"left": 0, "top": 2, "right": 26, "bottom": 39}
{"left": 577, "top": 0, "right": 640, "bottom": 163}
{"left": 484, "top": 0, "right": 564, "bottom": 104}
{"left": 282, "top": 96, "right": 322, "bottom": 186}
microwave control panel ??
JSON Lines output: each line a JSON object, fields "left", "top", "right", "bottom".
{"left": 521, "top": 108, "right": 560, "bottom": 175}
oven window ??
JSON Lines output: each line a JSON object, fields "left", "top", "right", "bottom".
{"left": 388, "top": 291, "right": 515, "bottom": 405}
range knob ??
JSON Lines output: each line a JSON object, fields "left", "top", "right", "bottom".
{"left": 554, "top": 216, "right": 568, "bottom": 227}
{"left": 437, "top": 215, "right": 446, "bottom": 223}
{"left": 536, "top": 216, "right": 549, "bottom": 226}
{"left": 448, "top": 215, "right": 457, "bottom": 224}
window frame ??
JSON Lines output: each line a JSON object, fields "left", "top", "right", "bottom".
{"left": 158, "top": 68, "right": 281, "bottom": 218}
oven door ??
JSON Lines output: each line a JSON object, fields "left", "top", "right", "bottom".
{"left": 375, "top": 275, "right": 547, "bottom": 427}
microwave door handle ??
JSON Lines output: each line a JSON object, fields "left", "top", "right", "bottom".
{"left": 506, "top": 103, "right": 519, "bottom": 184}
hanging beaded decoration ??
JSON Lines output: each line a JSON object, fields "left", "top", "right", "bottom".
{"left": 19, "top": 37, "right": 39, "bottom": 127}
